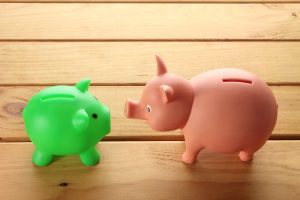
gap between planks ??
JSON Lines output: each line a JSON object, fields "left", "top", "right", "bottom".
{"left": 0, "top": 83, "right": 300, "bottom": 86}
{"left": 1, "top": 134, "right": 300, "bottom": 143}
{"left": 1, "top": 1, "right": 300, "bottom": 3}
{"left": 2, "top": 39, "right": 300, "bottom": 42}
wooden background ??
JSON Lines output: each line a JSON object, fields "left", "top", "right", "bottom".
{"left": 0, "top": 1, "right": 299, "bottom": 200}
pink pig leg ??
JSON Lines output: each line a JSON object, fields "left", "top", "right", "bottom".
{"left": 182, "top": 146, "right": 203, "bottom": 164}
{"left": 239, "top": 151, "right": 254, "bottom": 162}
{"left": 182, "top": 137, "right": 203, "bottom": 164}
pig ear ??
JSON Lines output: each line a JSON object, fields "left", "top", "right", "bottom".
{"left": 72, "top": 109, "right": 90, "bottom": 133}
{"left": 156, "top": 55, "right": 168, "bottom": 76}
{"left": 160, "top": 85, "right": 174, "bottom": 104}
{"left": 75, "top": 78, "right": 91, "bottom": 92}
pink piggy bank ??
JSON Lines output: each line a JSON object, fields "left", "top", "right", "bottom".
{"left": 125, "top": 56, "right": 277, "bottom": 164}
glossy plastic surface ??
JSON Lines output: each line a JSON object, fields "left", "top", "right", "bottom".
{"left": 125, "top": 56, "right": 277, "bottom": 164}
{"left": 23, "top": 79, "right": 111, "bottom": 166}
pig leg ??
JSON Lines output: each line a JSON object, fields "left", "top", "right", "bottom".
{"left": 239, "top": 151, "right": 253, "bottom": 162}
{"left": 80, "top": 146, "right": 100, "bottom": 166}
{"left": 32, "top": 149, "right": 53, "bottom": 166}
{"left": 182, "top": 147, "right": 203, "bottom": 164}
{"left": 182, "top": 138, "right": 203, "bottom": 164}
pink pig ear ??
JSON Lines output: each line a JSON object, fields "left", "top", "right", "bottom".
{"left": 155, "top": 55, "right": 168, "bottom": 76}
{"left": 160, "top": 85, "right": 174, "bottom": 104}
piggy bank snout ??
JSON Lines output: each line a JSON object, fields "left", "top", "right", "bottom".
{"left": 101, "top": 105, "right": 111, "bottom": 135}
{"left": 124, "top": 98, "right": 137, "bottom": 119}
{"left": 124, "top": 99, "right": 146, "bottom": 120}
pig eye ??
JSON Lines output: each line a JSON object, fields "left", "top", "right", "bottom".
{"left": 92, "top": 113, "right": 98, "bottom": 119}
{"left": 146, "top": 105, "right": 152, "bottom": 113}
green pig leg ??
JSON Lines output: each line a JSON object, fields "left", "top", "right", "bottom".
{"left": 32, "top": 149, "right": 53, "bottom": 166}
{"left": 80, "top": 147, "right": 100, "bottom": 166}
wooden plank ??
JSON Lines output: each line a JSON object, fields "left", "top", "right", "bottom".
{"left": 0, "top": 86, "right": 299, "bottom": 141}
{"left": 2, "top": 0, "right": 300, "bottom": 3}
{"left": 1, "top": 42, "right": 300, "bottom": 84}
{"left": 0, "top": 141, "right": 299, "bottom": 200}
{"left": 0, "top": 4, "right": 300, "bottom": 40}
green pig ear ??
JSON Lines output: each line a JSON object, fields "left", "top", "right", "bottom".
{"left": 73, "top": 109, "right": 90, "bottom": 133}
{"left": 75, "top": 79, "right": 91, "bottom": 92}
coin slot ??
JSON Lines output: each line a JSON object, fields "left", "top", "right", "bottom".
{"left": 41, "top": 94, "right": 75, "bottom": 101}
{"left": 222, "top": 78, "right": 253, "bottom": 84}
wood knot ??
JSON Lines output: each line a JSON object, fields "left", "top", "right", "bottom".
{"left": 59, "top": 182, "right": 69, "bottom": 187}
{"left": 3, "top": 102, "right": 26, "bottom": 117}
{"left": 291, "top": 12, "right": 297, "bottom": 18}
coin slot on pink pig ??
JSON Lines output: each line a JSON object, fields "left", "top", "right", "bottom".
{"left": 222, "top": 78, "right": 253, "bottom": 84}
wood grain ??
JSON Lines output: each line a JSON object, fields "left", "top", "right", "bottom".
{"left": 0, "top": 86, "right": 298, "bottom": 141}
{"left": 0, "top": 4, "right": 300, "bottom": 40}
{"left": 0, "top": 0, "right": 299, "bottom": 199}
{"left": 0, "top": 141, "right": 299, "bottom": 200}
{"left": 2, "top": 0, "right": 300, "bottom": 2}
{"left": 1, "top": 42, "right": 300, "bottom": 85}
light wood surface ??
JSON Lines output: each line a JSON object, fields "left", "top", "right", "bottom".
{"left": 1, "top": 42, "right": 300, "bottom": 85}
{"left": 2, "top": 0, "right": 300, "bottom": 2}
{"left": 0, "top": 86, "right": 299, "bottom": 141}
{"left": 0, "top": 0, "right": 299, "bottom": 199}
{"left": 0, "top": 141, "right": 299, "bottom": 200}
{"left": 1, "top": 4, "right": 300, "bottom": 40}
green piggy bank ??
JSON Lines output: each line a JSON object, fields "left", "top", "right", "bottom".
{"left": 23, "top": 79, "right": 111, "bottom": 166}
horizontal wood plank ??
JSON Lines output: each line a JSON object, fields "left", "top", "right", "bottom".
{"left": 0, "top": 86, "right": 299, "bottom": 141}
{"left": 1, "top": 42, "right": 300, "bottom": 84}
{"left": 0, "top": 4, "right": 300, "bottom": 40}
{"left": 0, "top": 141, "right": 299, "bottom": 200}
{"left": 2, "top": 0, "right": 300, "bottom": 2}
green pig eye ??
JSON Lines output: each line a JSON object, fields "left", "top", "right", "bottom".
{"left": 92, "top": 113, "right": 98, "bottom": 119}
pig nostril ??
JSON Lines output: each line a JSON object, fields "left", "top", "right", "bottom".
{"left": 92, "top": 113, "right": 98, "bottom": 119}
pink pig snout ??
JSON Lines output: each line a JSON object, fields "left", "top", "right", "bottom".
{"left": 124, "top": 99, "right": 147, "bottom": 120}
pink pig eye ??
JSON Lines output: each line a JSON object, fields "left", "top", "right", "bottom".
{"left": 146, "top": 105, "right": 152, "bottom": 113}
